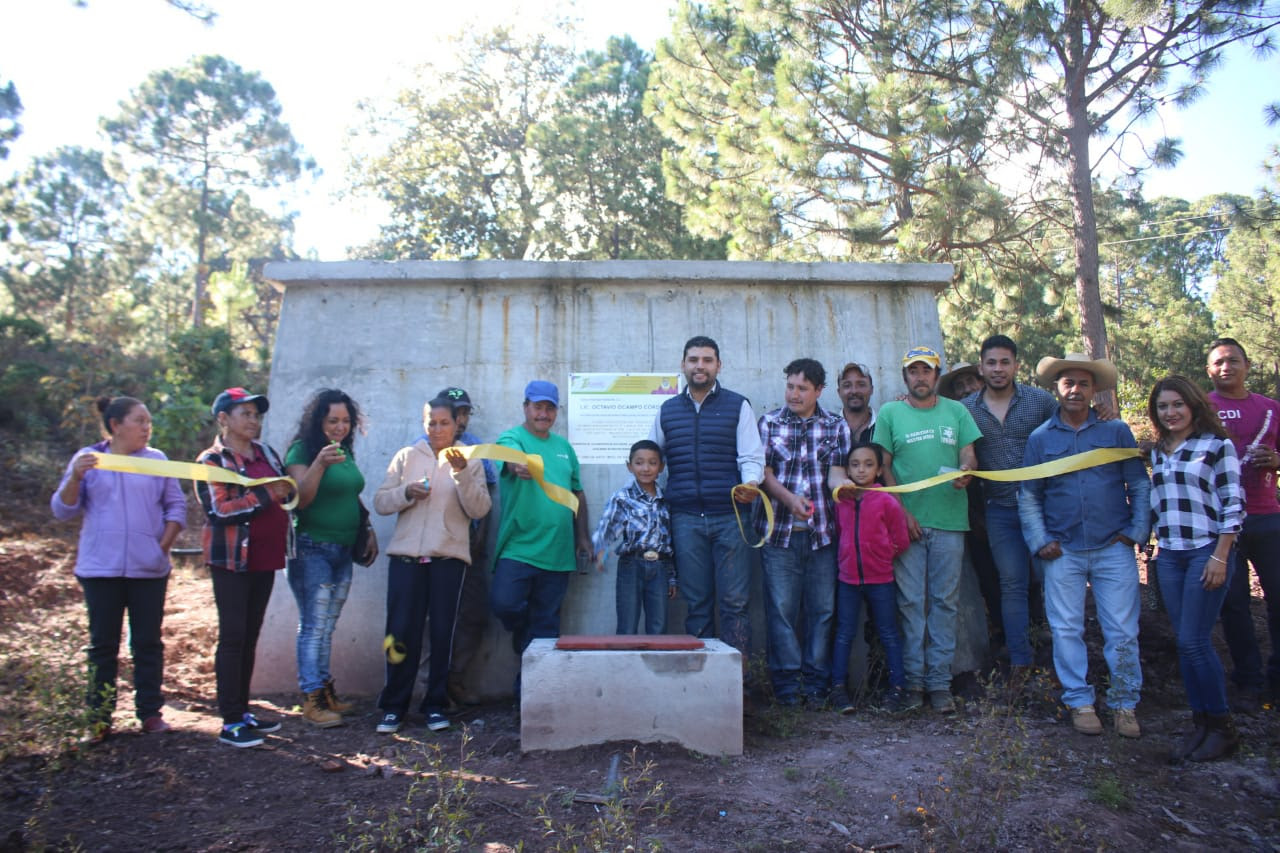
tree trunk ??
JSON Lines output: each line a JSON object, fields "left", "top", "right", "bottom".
{"left": 192, "top": 155, "right": 211, "bottom": 328}
{"left": 1062, "top": 0, "right": 1114, "bottom": 406}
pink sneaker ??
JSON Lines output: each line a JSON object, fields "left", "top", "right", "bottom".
{"left": 142, "top": 715, "right": 172, "bottom": 734}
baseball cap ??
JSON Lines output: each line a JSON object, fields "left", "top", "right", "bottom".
{"left": 211, "top": 387, "right": 269, "bottom": 416}
{"left": 902, "top": 346, "right": 942, "bottom": 369}
{"left": 524, "top": 380, "right": 559, "bottom": 406}
{"left": 437, "top": 387, "right": 473, "bottom": 408}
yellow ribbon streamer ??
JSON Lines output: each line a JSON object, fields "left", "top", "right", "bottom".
{"left": 89, "top": 452, "right": 300, "bottom": 510}
{"left": 383, "top": 634, "right": 407, "bottom": 664}
{"left": 832, "top": 447, "right": 1142, "bottom": 499}
{"left": 731, "top": 483, "right": 775, "bottom": 548}
{"left": 440, "top": 444, "right": 580, "bottom": 515}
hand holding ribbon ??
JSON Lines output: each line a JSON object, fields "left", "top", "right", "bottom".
{"left": 437, "top": 443, "right": 579, "bottom": 515}
{"left": 89, "top": 452, "right": 300, "bottom": 510}
{"left": 731, "top": 483, "right": 775, "bottom": 548}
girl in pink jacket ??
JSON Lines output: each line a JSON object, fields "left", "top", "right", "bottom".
{"left": 830, "top": 445, "right": 911, "bottom": 715}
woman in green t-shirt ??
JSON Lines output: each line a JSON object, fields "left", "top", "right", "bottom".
{"left": 284, "top": 389, "right": 377, "bottom": 727}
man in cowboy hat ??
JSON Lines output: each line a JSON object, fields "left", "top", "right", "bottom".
{"left": 1018, "top": 353, "right": 1150, "bottom": 738}
{"left": 858, "top": 345, "right": 981, "bottom": 714}
{"left": 940, "top": 362, "right": 982, "bottom": 401}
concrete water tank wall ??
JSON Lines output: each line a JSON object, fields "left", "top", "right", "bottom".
{"left": 250, "top": 260, "right": 974, "bottom": 700}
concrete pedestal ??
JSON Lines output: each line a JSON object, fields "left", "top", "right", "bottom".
{"left": 519, "top": 638, "right": 743, "bottom": 756}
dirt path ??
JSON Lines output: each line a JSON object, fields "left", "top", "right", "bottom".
{"left": 1, "top": 531, "right": 1277, "bottom": 851}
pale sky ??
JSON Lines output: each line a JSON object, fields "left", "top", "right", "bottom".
{"left": 3, "top": 0, "right": 1276, "bottom": 260}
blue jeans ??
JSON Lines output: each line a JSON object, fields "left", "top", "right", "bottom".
{"left": 760, "top": 533, "right": 836, "bottom": 698}
{"left": 1220, "top": 512, "right": 1280, "bottom": 691}
{"left": 894, "top": 528, "right": 965, "bottom": 692}
{"left": 986, "top": 502, "right": 1034, "bottom": 665}
{"left": 1157, "top": 543, "right": 1234, "bottom": 714}
{"left": 616, "top": 553, "right": 672, "bottom": 635}
{"left": 1042, "top": 540, "right": 1142, "bottom": 710}
{"left": 490, "top": 557, "right": 571, "bottom": 655}
{"left": 672, "top": 511, "right": 752, "bottom": 653}
{"left": 832, "top": 581, "right": 903, "bottom": 690}
{"left": 287, "top": 533, "right": 354, "bottom": 693}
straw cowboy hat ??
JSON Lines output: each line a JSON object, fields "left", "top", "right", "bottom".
{"left": 1035, "top": 353, "right": 1118, "bottom": 393}
{"left": 940, "top": 361, "right": 980, "bottom": 396}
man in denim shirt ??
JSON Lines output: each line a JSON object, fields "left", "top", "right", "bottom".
{"left": 1019, "top": 354, "right": 1150, "bottom": 738}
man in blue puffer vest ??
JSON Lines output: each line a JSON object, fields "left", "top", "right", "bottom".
{"left": 650, "top": 336, "right": 765, "bottom": 654}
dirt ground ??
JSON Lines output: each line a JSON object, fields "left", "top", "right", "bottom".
{"left": 1, "top": 502, "right": 1278, "bottom": 851}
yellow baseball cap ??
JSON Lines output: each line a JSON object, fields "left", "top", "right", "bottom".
{"left": 902, "top": 346, "right": 942, "bottom": 369}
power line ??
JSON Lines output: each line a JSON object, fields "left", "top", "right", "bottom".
{"left": 1100, "top": 225, "right": 1231, "bottom": 248}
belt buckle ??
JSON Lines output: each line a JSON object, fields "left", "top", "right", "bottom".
{"left": 641, "top": 550, "right": 660, "bottom": 562}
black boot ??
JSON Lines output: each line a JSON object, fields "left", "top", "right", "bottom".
{"left": 1170, "top": 711, "right": 1208, "bottom": 764}
{"left": 1188, "top": 713, "right": 1239, "bottom": 762}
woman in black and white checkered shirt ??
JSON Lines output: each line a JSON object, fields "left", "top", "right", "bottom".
{"left": 1148, "top": 375, "right": 1243, "bottom": 764}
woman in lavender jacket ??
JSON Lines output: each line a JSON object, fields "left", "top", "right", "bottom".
{"left": 51, "top": 396, "right": 186, "bottom": 741}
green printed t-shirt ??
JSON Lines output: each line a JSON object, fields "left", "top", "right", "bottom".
{"left": 872, "top": 398, "right": 982, "bottom": 531}
{"left": 494, "top": 425, "right": 581, "bottom": 572}
{"left": 285, "top": 441, "right": 365, "bottom": 545}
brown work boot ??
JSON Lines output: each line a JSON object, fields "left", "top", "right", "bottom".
{"left": 1188, "top": 713, "right": 1239, "bottom": 762}
{"left": 1070, "top": 704, "right": 1103, "bottom": 735}
{"left": 303, "top": 690, "right": 343, "bottom": 728}
{"left": 323, "top": 679, "right": 353, "bottom": 714}
{"left": 1113, "top": 707, "right": 1140, "bottom": 739}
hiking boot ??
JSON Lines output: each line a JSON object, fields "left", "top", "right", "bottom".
{"left": 242, "top": 712, "right": 281, "bottom": 734}
{"left": 141, "top": 715, "right": 172, "bottom": 734}
{"left": 1188, "top": 713, "right": 1239, "bottom": 762}
{"left": 323, "top": 679, "right": 354, "bottom": 714}
{"left": 1070, "top": 705, "right": 1103, "bottom": 735}
{"left": 303, "top": 690, "right": 344, "bottom": 729}
{"left": 426, "top": 711, "right": 451, "bottom": 732}
{"left": 376, "top": 712, "right": 402, "bottom": 734}
{"left": 887, "top": 688, "right": 923, "bottom": 714}
{"left": 928, "top": 690, "right": 956, "bottom": 715}
{"left": 1231, "top": 687, "right": 1263, "bottom": 714}
{"left": 219, "top": 723, "right": 263, "bottom": 748}
{"left": 831, "top": 687, "right": 855, "bottom": 715}
{"left": 1171, "top": 711, "right": 1208, "bottom": 763}
{"left": 80, "top": 721, "right": 111, "bottom": 746}
{"left": 774, "top": 691, "right": 801, "bottom": 708}
{"left": 1113, "top": 708, "right": 1140, "bottom": 739}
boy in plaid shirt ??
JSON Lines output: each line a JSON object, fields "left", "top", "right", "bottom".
{"left": 593, "top": 440, "right": 676, "bottom": 635}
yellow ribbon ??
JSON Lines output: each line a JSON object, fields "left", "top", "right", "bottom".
{"left": 832, "top": 447, "right": 1142, "bottom": 499}
{"left": 89, "top": 452, "right": 300, "bottom": 510}
{"left": 383, "top": 634, "right": 407, "bottom": 664}
{"left": 440, "top": 443, "right": 580, "bottom": 515}
{"left": 731, "top": 483, "right": 776, "bottom": 548}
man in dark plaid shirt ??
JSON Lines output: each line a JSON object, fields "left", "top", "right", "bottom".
{"left": 757, "top": 358, "right": 852, "bottom": 705}
{"left": 961, "top": 335, "right": 1057, "bottom": 671}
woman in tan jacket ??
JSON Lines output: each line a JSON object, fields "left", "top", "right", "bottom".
{"left": 372, "top": 396, "right": 491, "bottom": 734}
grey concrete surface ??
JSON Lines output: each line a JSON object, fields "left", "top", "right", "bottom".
{"left": 249, "top": 260, "right": 980, "bottom": 703}
{"left": 520, "top": 638, "right": 744, "bottom": 755}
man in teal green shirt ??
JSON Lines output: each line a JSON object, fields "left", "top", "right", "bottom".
{"left": 870, "top": 346, "right": 981, "bottom": 713}
{"left": 489, "top": 381, "right": 592, "bottom": 674}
